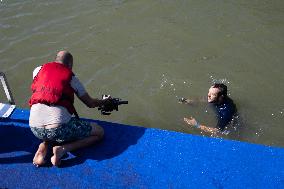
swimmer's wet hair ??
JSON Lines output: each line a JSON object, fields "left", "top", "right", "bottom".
{"left": 212, "top": 83, "right": 227, "bottom": 97}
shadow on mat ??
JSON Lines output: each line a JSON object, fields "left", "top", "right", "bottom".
{"left": 0, "top": 122, "right": 146, "bottom": 167}
{"left": 0, "top": 124, "right": 40, "bottom": 164}
{"left": 60, "top": 121, "right": 146, "bottom": 167}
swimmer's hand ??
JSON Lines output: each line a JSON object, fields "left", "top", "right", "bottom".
{"left": 178, "top": 98, "right": 193, "bottom": 104}
{"left": 184, "top": 117, "right": 199, "bottom": 128}
{"left": 184, "top": 117, "right": 219, "bottom": 135}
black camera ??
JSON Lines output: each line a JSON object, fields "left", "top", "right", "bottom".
{"left": 98, "top": 95, "right": 128, "bottom": 115}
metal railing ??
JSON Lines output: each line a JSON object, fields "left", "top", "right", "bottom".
{"left": 0, "top": 72, "right": 15, "bottom": 105}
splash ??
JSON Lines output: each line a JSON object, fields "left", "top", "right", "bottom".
{"left": 159, "top": 73, "right": 192, "bottom": 100}
{"left": 209, "top": 75, "right": 231, "bottom": 85}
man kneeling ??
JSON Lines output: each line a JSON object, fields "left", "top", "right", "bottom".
{"left": 29, "top": 51, "right": 111, "bottom": 167}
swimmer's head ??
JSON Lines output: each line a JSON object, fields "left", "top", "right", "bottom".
{"left": 208, "top": 83, "right": 227, "bottom": 103}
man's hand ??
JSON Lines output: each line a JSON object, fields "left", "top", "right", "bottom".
{"left": 102, "top": 98, "right": 115, "bottom": 111}
{"left": 184, "top": 117, "right": 198, "bottom": 127}
{"left": 79, "top": 93, "right": 112, "bottom": 108}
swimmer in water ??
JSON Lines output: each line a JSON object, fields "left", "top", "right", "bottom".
{"left": 182, "top": 83, "right": 237, "bottom": 135}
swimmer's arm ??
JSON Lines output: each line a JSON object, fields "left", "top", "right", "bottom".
{"left": 199, "top": 125, "right": 219, "bottom": 134}
{"left": 184, "top": 117, "right": 220, "bottom": 135}
{"left": 179, "top": 97, "right": 207, "bottom": 105}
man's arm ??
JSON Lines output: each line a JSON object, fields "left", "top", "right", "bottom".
{"left": 78, "top": 92, "right": 106, "bottom": 108}
{"left": 70, "top": 76, "right": 110, "bottom": 108}
{"left": 184, "top": 117, "right": 220, "bottom": 135}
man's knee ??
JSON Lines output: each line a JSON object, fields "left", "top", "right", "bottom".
{"left": 90, "top": 123, "right": 104, "bottom": 138}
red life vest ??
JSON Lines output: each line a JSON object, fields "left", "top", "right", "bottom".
{"left": 29, "top": 62, "right": 77, "bottom": 115}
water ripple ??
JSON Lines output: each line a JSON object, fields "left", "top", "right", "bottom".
{"left": 1, "top": 12, "right": 34, "bottom": 21}
{"left": 3, "top": 53, "right": 53, "bottom": 73}
{"left": 31, "top": 15, "right": 77, "bottom": 32}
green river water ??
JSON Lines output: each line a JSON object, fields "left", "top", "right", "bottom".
{"left": 1, "top": 0, "right": 284, "bottom": 147}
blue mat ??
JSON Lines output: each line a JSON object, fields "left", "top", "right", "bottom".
{"left": 0, "top": 108, "right": 284, "bottom": 188}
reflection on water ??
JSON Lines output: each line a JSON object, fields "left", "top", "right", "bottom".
{"left": 0, "top": 0, "right": 283, "bottom": 147}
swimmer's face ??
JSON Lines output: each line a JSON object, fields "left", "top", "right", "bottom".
{"left": 207, "top": 87, "right": 220, "bottom": 103}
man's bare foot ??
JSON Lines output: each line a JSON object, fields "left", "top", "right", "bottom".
{"left": 33, "top": 142, "right": 48, "bottom": 167}
{"left": 51, "top": 146, "right": 66, "bottom": 166}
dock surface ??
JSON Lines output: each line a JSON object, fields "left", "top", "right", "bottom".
{"left": 1, "top": 108, "right": 284, "bottom": 188}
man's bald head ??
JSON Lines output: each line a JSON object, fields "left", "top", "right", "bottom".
{"left": 55, "top": 51, "right": 73, "bottom": 69}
